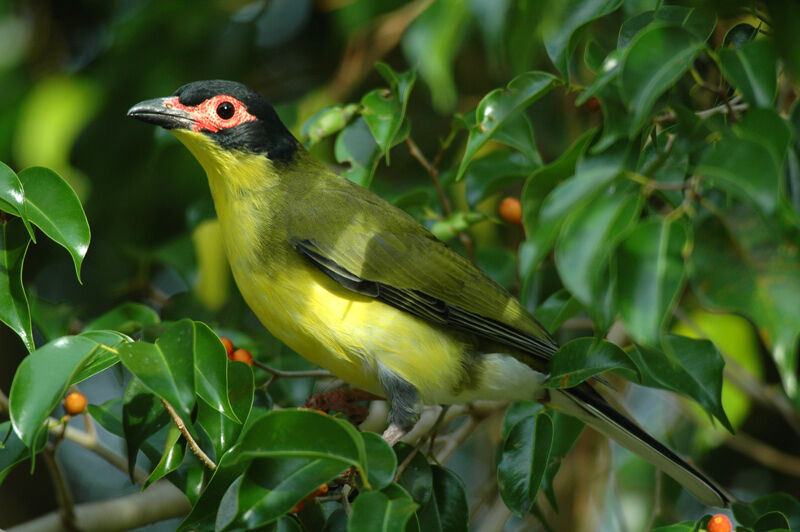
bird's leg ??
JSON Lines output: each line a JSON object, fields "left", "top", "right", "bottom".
{"left": 377, "top": 363, "right": 421, "bottom": 447}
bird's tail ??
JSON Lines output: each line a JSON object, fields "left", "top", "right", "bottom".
{"left": 548, "top": 386, "right": 732, "bottom": 508}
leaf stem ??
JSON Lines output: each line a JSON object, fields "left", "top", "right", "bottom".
{"left": 252, "top": 360, "right": 332, "bottom": 379}
{"left": 160, "top": 398, "right": 216, "bottom": 472}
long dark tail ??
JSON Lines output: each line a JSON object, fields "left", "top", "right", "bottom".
{"left": 548, "top": 385, "right": 732, "bottom": 507}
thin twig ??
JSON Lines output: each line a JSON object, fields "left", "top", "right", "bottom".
{"left": 42, "top": 447, "right": 77, "bottom": 530}
{"left": 252, "top": 360, "right": 332, "bottom": 379}
{"left": 160, "top": 398, "right": 217, "bottom": 472}
{"left": 725, "top": 431, "right": 800, "bottom": 477}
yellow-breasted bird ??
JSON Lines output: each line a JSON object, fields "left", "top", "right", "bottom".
{"left": 128, "top": 80, "right": 730, "bottom": 507}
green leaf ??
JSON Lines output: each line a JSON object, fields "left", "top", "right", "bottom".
{"left": 616, "top": 218, "right": 687, "bottom": 347}
{"left": 9, "top": 335, "right": 101, "bottom": 448}
{"left": 718, "top": 39, "right": 777, "bottom": 108}
{"left": 416, "top": 466, "right": 469, "bottom": 532}
{"left": 723, "top": 23, "right": 758, "bottom": 50}
{"left": 0, "top": 421, "right": 46, "bottom": 484}
{"left": 117, "top": 320, "right": 197, "bottom": 422}
{"left": 0, "top": 162, "right": 34, "bottom": 238}
{"left": 360, "top": 63, "right": 416, "bottom": 163}
{"left": 145, "top": 423, "right": 185, "bottom": 487}
{"left": 555, "top": 186, "right": 642, "bottom": 305}
{"left": 464, "top": 150, "right": 535, "bottom": 207}
{"left": 618, "top": 6, "right": 716, "bottom": 50}
{"left": 229, "top": 457, "right": 346, "bottom": 530}
{"left": 394, "top": 442, "right": 432, "bottom": 505}
{"left": 335, "top": 117, "right": 381, "bottom": 188}
{"left": 70, "top": 330, "right": 128, "bottom": 383}
{"left": 545, "top": 338, "right": 639, "bottom": 388}
{"left": 123, "top": 378, "right": 170, "bottom": 478}
{"left": 542, "top": 0, "right": 623, "bottom": 78}
{"left": 0, "top": 217, "right": 33, "bottom": 351}
{"left": 697, "top": 136, "right": 780, "bottom": 215}
{"left": 531, "top": 289, "right": 582, "bottom": 332}
{"left": 84, "top": 302, "right": 160, "bottom": 335}
{"left": 620, "top": 25, "right": 704, "bottom": 134}
{"left": 197, "top": 361, "right": 253, "bottom": 460}
{"left": 362, "top": 432, "right": 397, "bottom": 491}
{"left": 649, "top": 523, "right": 696, "bottom": 532}
{"left": 192, "top": 321, "right": 238, "bottom": 422}
{"left": 526, "top": 140, "right": 630, "bottom": 268}
{"left": 347, "top": 489, "right": 418, "bottom": 532}
{"left": 178, "top": 449, "right": 249, "bottom": 532}
{"left": 732, "top": 493, "right": 800, "bottom": 531}
{"left": 540, "top": 412, "right": 584, "bottom": 511}
{"left": 689, "top": 213, "right": 800, "bottom": 399}
{"left": 733, "top": 108, "right": 793, "bottom": 169}
{"left": 629, "top": 335, "right": 732, "bottom": 431}
{"left": 17, "top": 167, "right": 90, "bottom": 280}
{"left": 497, "top": 410, "right": 553, "bottom": 516}
{"left": 302, "top": 104, "right": 359, "bottom": 146}
{"left": 456, "top": 72, "right": 559, "bottom": 181}
{"left": 236, "top": 410, "right": 369, "bottom": 484}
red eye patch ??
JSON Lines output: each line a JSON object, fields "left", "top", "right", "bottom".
{"left": 164, "top": 95, "right": 258, "bottom": 133}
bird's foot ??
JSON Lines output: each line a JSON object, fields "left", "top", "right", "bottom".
{"left": 381, "top": 423, "right": 408, "bottom": 447}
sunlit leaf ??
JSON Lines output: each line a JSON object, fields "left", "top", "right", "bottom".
{"left": 0, "top": 217, "right": 33, "bottom": 351}
{"left": 545, "top": 338, "right": 639, "bottom": 388}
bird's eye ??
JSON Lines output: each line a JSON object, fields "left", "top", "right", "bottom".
{"left": 216, "top": 101, "right": 235, "bottom": 119}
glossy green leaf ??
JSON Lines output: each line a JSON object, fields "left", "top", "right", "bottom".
{"left": 228, "top": 457, "right": 345, "bottom": 530}
{"left": 723, "top": 23, "right": 757, "bottom": 50}
{"left": 123, "top": 378, "right": 170, "bottom": 478}
{"left": 192, "top": 321, "right": 238, "bottom": 421}
{"left": 491, "top": 112, "right": 543, "bottom": 168}
{"left": 0, "top": 217, "right": 33, "bottom": 351}
{"left": 620, "top": 25, "right": 704, "bottom": 134}
{"left": 197, "top": 361, "right": 253, "bottom": 460}
{"left": 527, "top": 140, "right": 630, "bottom": 268}
{"left": 697, "top": 136, "right": 780, "bottom": 215}
{"left": 464, "top": 150, "right": 534, "bottom": 207}
{"left": 9, "top": 335, "right": 100, "bottom": 448}
{"left": 456, "top": 71, "right": 558, "bottom": 181}
{"left": 531, "top": 289, "right": 582, "bottom": 332}
{"left": 416, "top": 466, "right": 469, "bottom": 532}
{"left": 394, "top": 442, "right": 432, "bottom": 505}
{"left": 70, "top": 329, "right": 128, "bottom": 383}
{"left": 690, "top": 214, "right": 800, "bottom": 399}
{"left": 542, "top": 0, "right": 623, "bottom": 78}
{"left": 17, "top": 166, "right": 90, "bottom": 280}
{"left": 0, "top": 162, "right": 34, "bottom": 238}
{"left": 502, "top": 402, "right": 543, "bottom": 442}
{"left": 733, "top": 108, "right": 793, "bottom": 169}
{"left": 0, "top": 421, "right": 46, "bottom": 484}
{"left": 362, "top": 432, "right": 396, "bottom": 491}
{"left": 335, "top": 116, "right": 380, "bottom": 188}
{"left": 540, "top": 412, "right": 584, "bottom": 511}
{"left": 618, "top": 6, "right": 715, "bottom": 49}
{"left": 545, "top": 338, "right": 638, "bottom": 388}
{"left": 360, "top": 63, "right": 415, "bottom": 163}
{"left": 497, "top": 410, "right": 553, "bottom": 516}
{"left": 616, "top": 218, "right": 687, "bottom": 346}
{"left": 117, "top": 321, "right": 196, "bottom": 422}
{"left": 145, "top": 423, "right": 185, "bottom": 487}
{"left": 236, "top": 410, "right": 369, "bottom": 483}
{"left": 84, "top": 302, "right": 160, "bottom": 335}
{"left": 732, "top": 492, "right": 800, "bottom": 531}
{"left": 555, "top": 186, "right": 642, "bottom": 305}
{"left": 629, "top": 335, "right": 731, "bottom": 431}
{"left": 86, "top": 399, "right": 124, "bottom": 439}
{"left": 718, "top": 39, "right": 777, "bottom": 108}
{"left": 347, "top": 489, "right": 418, "bottom": 532}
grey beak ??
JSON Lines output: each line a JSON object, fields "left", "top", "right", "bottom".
{"left": 127, "top": 97, "right": 196, "bottom": 130}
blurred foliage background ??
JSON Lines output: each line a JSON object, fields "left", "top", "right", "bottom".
{"left": 1, "top": 0, "right": 800, "bottom": 530}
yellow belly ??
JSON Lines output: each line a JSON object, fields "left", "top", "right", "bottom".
{"left": 230, "top": 257, "right": 473, "bottom": 401}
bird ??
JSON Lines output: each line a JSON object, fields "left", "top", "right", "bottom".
{"left": 128, "top": 79, "right": 730, "bottom": 508}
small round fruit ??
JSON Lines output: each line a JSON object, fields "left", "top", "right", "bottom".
{"left": 315, "top": 483, "right": 329, "bottom": 497}
{"left": 220, "top": 337, "right": 235, "bottom": 359}
{"left": 498, "top": 197, "right": 522, "bottom": 225}
{"left": 64, "top": 392, "right": 87, "bottom": 415}
{"left": 584, "top": 96, "right": 601, "bottom": 112}
{"left": 708, "top": 514, "right": 732, "bottom": 532}
{"left": 290, "top": 500, "right": 305, "bottom": 514}
{"left": 231, "top": 348, "right": 253, "bottom": 366}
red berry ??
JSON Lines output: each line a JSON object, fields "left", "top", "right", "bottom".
{"left": 708, "top": 514, "right": 732, "bottom": 532}
{"left": 498, "top": 197, "right": 522, "bottom": 225}
{"left": 231, "top": 348, "right": 253, "bottom": 366}
{"left": 315, "top": 483, "right": 329, "bottom": 497}
{"left": 64, "top": 392, "right": 87, "bottom": 415}
{"left": 290, "top": 500, "right": 305, "bottom": 514}
{"left": 220, "top": 337, "right": 235, "bottom": 359}
{"left": 584, "top": 96, "right": 601, "bottom": 112}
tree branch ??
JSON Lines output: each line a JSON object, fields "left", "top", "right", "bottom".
{"left": 9, "top": 481, "right": 190, "bottom": 532}
{"left": 725, "top": 431, "right": 800, "bottom": 477}
{"left": 160, "top": 399, "right": 216, "bottom": 472}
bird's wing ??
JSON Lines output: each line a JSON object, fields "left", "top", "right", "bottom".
{"left": 286, "top": 176, "right": 557, "bottom": 367}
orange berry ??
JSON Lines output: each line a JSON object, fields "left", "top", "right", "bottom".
{"left": 498, "top": 197, "right": 522, "bottom": 225}
{"left": 290, "top": 500, "right": 305, "bottom": 514}
{"left": 231, "top": 348, "right": 253, "bottom": 366}
{"left": 220, "top": 337, "right": 235, "bottom": 359}
{"left": 708, "top": 514, "right": 732, "bottom": 532}
{"left": 64, "top": 392, "right": 87, "bottom": 415}
{"left": 315, "top": 483, "right": 329, "bottom": 497}
{"left": 584, "top": 96, "right": 601, "bottom": 112}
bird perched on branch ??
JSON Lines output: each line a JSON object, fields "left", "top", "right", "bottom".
{"left": 129, "top": 80, "right": 730, "bottom": 507}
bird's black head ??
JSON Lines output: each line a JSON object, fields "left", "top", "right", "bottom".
{"left": 127, "top": 80, "right": 297, "bottom": 162}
